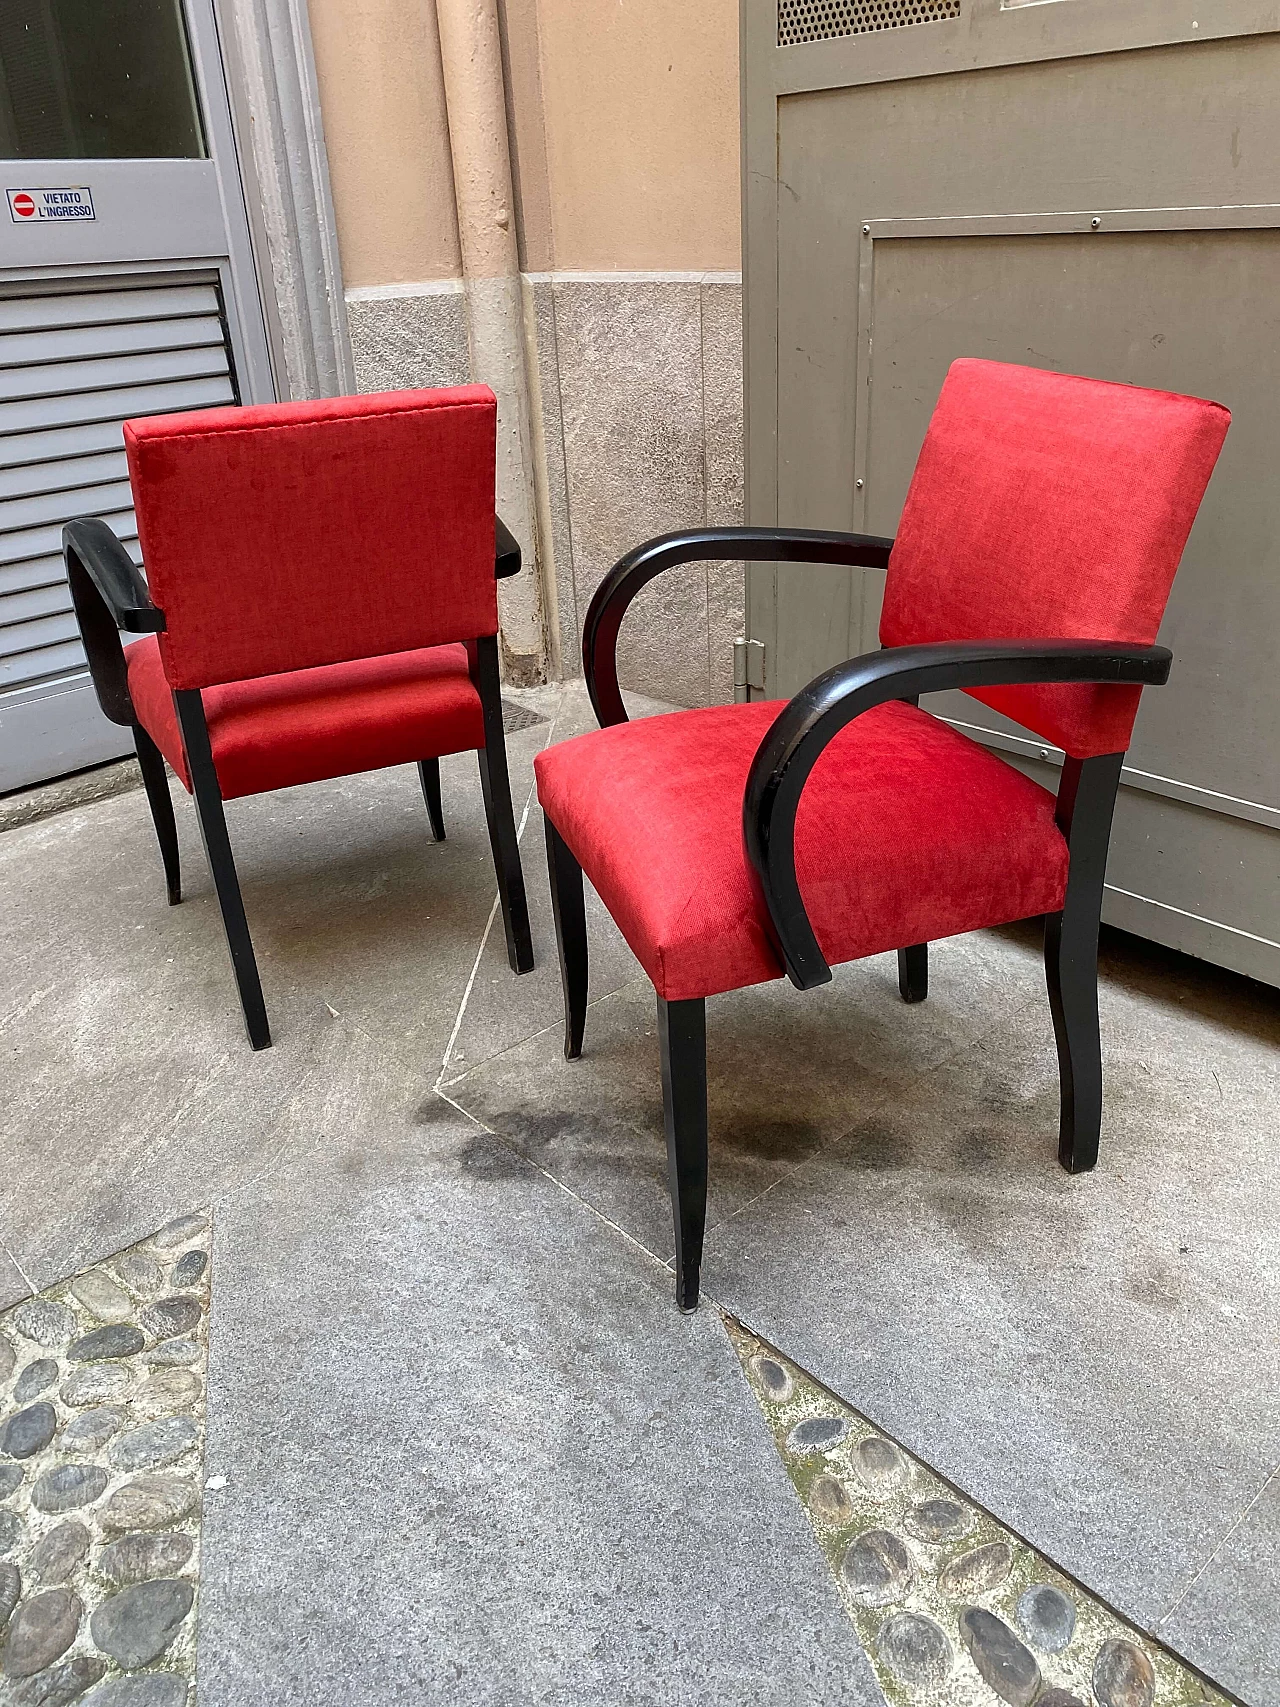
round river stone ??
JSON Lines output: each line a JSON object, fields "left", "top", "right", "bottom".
{"left": 14, "top": 1359, "right": 59, "bottom": 1404}
{"left": 140, "top": 1299, "right": 201, "bottom": 1343}
{"left": 905, "top": 1498, "right": 973, "bottom": 1544}
{"left": 145, "top": 1341, "right": 199, "bottom": 1368}
{"left": 939, "top": 1541, "right": 1013, "bottom": 1598}
{"left": 90, "top": 1578, "right": 194, "bottom": 1666}
{"left": 2, "top": 1587, "right": 81, "bottom": 1678}
{"left": 12, "top": 1299, "right": 73, "bottom": 1348}
{"left": 808, "top": 1473, "right": 854, "bottom": 1526}
{"left": 98, "top": 1531, "right": 195, "bottom": 1587}
{"left": 61, "top": 1407, "right": 126, "bottom": 1455}
{"left": 0, "top": 1511, "right": 20, "bottom": 1555}
{"left": 32, "top": 1463, "right": 109, "bottom": 1515}
{"left": 109, "top": 1417, "right": 199, "bottom": 1474}
{"left": 0, "top": 1337, "right": 15, "bottom": 1386}
{"left": 2, "top": 1402, "right": 57, "bottom": 1460}
{"left": 786, "top": 1416, "right": 849, "bottom": 1455}
{"left": 31, "top": 1521, "right": 92, "bottom": 1586}
{"left": 132, "top": 1370, "right": 201, "bottom": 1421}
{"left": 749, "top": 1354, "right": 793, "bottom": 1402}
{"left": 959, "top": 1608, "right": 1041, "bottom": 1707}
{"left": 70, "top": 1271, "right": 134, "bottom": 1324}
{"left": 83, "top": 1674, "right": 188, "bottom": 1707}
{"left": 0, "top": 1560, "right": 19, "bottom": 1626}
{"left": 8, "top": 1655, "right": 107, "bottom": 1706}
{"left": 1016, "top": 1584, "right": 1076, "bottom": 1653}
{"left": 172, "top": 1251, "right": 207, "bottom": 1289}
{"left": 113, "top": 1254, "right": 163, "bottom": 1298}
{"left": 1093, "top": 1639, "right": 1156, "bottom": 1707}
{"left": 151, "top": 1214, "right": 207, "bottom": 1250}
{"left": 67, "top": 1324, "right": 145, "bottom": 1363}
{"left": 1037, "top": 1691, "right": 1089, "bottom": 1707}
{"left": 99, "top": 1476, "right": 198, "bottom": 1535}
{"left": 0, "top": 1464, "right": 23, "bottom": 1499}
{"left": 878, "top": 1611, "right": 954, "bottom": 1689}
{"left": 61, "top": 1365, "right": 134, "bottom": 1408}
{"left": 841, "top": 1529, "right": 912, "bottom": 1607}
{"left": 852, "top": 1436, "right": 907, "bottom": 1498}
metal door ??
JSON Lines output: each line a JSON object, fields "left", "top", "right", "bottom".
{"left": 742, "top": 0, "right": 1280, "bottom": 984}
{"left": 0, "top": 0, "right": 274, "bottom": 792}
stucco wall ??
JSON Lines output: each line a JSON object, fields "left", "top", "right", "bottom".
{"left": 308, "top": 0, "right": 744, "bottom": 702}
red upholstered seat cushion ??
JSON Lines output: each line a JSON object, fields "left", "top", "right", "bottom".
{"left": 127, "top": 636, "right": 484, "bottom": 800}
{"left": 535, "top": 701, "right": 1069, "bottom": 1003}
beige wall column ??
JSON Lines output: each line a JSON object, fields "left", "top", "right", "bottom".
{"left": 435, "top": 0, "right": 546, "bottom": 683}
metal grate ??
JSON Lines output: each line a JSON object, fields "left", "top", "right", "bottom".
{"left": 778, "top": 0, "right": 961, "bottom": 47}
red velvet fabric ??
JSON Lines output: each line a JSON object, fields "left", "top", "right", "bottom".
{"left": 127, "top": 635, "right": 484, "bottom": 801}
{"left": 880, "top": 359, "right": 1230, "bottom": 758}
{"left": 124, "top": 386, "right": 499, "bottom": 691}
{"left": 535, "top": 700, "right": 1068, "bottom": 1002}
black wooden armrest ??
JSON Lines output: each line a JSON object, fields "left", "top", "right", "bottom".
{"left": 743, "top": 638, "right": 1172, "bottom": 991}
{"left": 63, "top": 519, "right": 164, "bottom": 727}
{"left": 495, "top": 515, "right": 521, "bottom": 580}
{"left": 583, "top": 526, "right": 895, "bottom": 727}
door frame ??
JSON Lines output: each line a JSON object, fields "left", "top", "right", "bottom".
{"left": 211, "top": 0, "right": 354, "bottom": 402}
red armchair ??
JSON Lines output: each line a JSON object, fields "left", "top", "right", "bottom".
{"left": 65, "top": 385, "right": 533, "bottom": 1051}
{"left": 535, "top": 359, "right": 1229, "bottom": 1311}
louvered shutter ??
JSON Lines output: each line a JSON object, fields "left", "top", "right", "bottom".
{"left": 0, "top": 277, "right": 237, "bottom": 699}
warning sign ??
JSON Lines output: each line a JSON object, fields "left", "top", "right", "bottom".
{"left": 7, "top": 186, "right": 95, "bottom": 223}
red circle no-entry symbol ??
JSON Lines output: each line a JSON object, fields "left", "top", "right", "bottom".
{"left": 13, "top": 194, "right": 35, "bottom": 217}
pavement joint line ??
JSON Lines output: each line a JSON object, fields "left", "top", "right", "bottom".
{"left": 0, "top": 1236, "right": 38, "bottom": 1298}
{"left": 1153, "top": 1457, "right": 1280, "bottom": 1634}
{"left": 435, "top": 687, "right": 567, "bottom": 1092}
{"left": 724, "top": 1313, "right": 1246, "bottom": 1707}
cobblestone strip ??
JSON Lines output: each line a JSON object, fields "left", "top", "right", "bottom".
{"left": 725, "top": 1318, "right": 1234, "bottom": 1707}
{"left": 0, "top": 1215, "right": 211, "bottom": 1706}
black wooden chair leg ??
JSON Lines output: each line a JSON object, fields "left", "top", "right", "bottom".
{"left": 1045, "top": 752, "right": 1124, "bottom": 1173}
{"left": 657, "top": 996, "right": 708, "bottom": 1313}
{"left": 418, "top": 758, "right": 445, "bottom": 841}
{"left": 173, "top": 690, "right": 271, "bottom": 1051}
{"left": 133, "top": 725, "right": 181, "bottom": 905}
{"left": 545, "top": 820, "right": 587, "bottom": 1059}
{"left": 898, "top": 942, "right": 928, "bottom": 1003}
{"left": 471, "top": 635, "right": 534, "bottom": 974}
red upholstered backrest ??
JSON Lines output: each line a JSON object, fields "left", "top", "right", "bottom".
{"left": 879, "top": 359, "right": 1229, "bottom": 757}
{"left": 124, "top": 387, "right": 499, "bottom": 690}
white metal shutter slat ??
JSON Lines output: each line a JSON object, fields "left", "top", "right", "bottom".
{"left": 0, "top": 638, "right": 86, "bottom": 690}
{"left": 0, "top": 542, "right": 142, "bottom": 600}
{"left": 0, "top": 283, "right": 221, "bottom": 335}
{"left": 0, "top": 582, "right": 73, "bottom": 626}
{"left": 0, "top": 277, "right": 238, "bottom": 699}
{"left": 0, "top": 315, "right": 228, "bottom": 371}
{"left": 0, "top": 449, "right": 129, "bottom": 503}
{"left": 6, "top": 344, "right": 231, "bottom": 404}
{"left": 0, "top": 511, "right": 136, "bottom": 570}
{"left": 0, "top": 374, "right": 236, "bottom": 437}
{"left": 0, "top": 480, "right": 136, "bottom": 537}
{"left": 1, "top": 421, "right": 129, "bottom": 469}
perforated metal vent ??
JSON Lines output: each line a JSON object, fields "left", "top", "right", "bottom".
{"left": 778, "top": 0, "right": 961, "bottom": 47}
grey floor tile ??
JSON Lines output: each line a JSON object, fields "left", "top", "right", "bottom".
{"left": 0, "top": 1244, "right": 31, "bottom": 1311}
{"left": 1160, "top": 1466, "right": 1280, "bottom": 1705}
{"left": 197, "top": 1020, "right": 877, "bottom": 1705}
{"left": 700, "top": 926, "right": 1280, "bottom": 1694}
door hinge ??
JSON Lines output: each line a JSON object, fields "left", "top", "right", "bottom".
{"left": 733, "top": 637, "right": 766, "bottom": 702}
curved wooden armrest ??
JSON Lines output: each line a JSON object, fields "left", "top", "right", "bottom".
{"left": 582, "top": 526, "right": 895, "bottom": 727}
{"left": 742, "top": 638, "right": 1172, "bottom": 990}
{"left": 63, "top": 519, "right": 165, "bottom": 727}
{"left": 495, "top": 515, "right": 521, "bottom": 580}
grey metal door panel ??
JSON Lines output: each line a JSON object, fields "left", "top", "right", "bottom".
{"left": 0, "top": 273, "right": 239, "bottom": 788}
{"left": 0, "top": 161, "right": 225, "bottom": 268}
{"left": 743, "top": 0, "right": 1280, "bottom": 983}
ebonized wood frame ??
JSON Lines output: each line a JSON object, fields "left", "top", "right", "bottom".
{"left": 548, "top": 523, "right": 1172, "bottom": 1309}
{"left": 63, "top": 515, "right": 532, "bottom": 1051}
